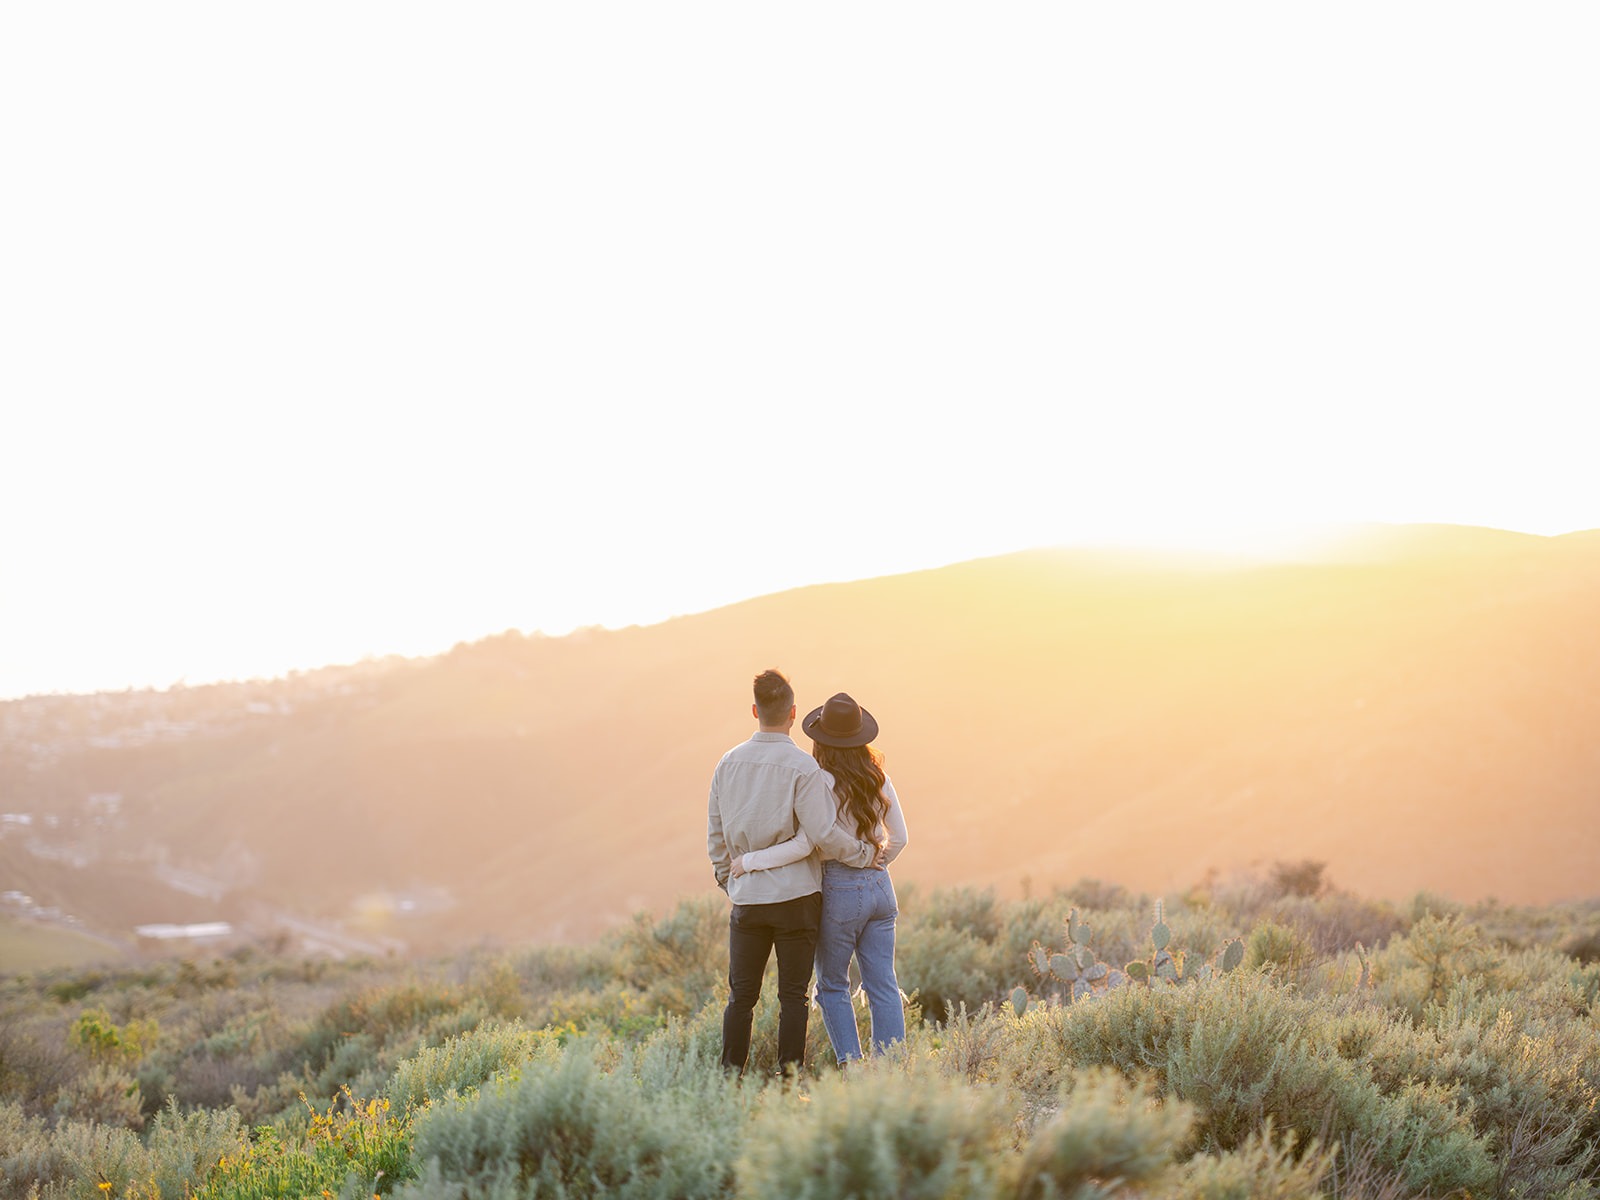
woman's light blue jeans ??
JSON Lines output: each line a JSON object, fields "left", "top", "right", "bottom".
{"left": 815, "top": 860, "right": 904, "bottom": 1061}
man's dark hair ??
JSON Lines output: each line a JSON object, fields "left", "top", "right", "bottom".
{"left": 753, "top": 669, "right": 794, "bottom": 726}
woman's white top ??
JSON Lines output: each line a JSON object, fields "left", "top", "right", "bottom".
{"left": 740, "top": 775, "right": 908, "bottom": 872}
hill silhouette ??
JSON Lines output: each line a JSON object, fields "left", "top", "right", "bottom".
{"left": 3, "top": 522, "right": 1596, "bottom": 953}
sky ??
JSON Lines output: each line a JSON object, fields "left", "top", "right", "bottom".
{"left": 2, "top": 3, "right": 1597, "bottom": 700}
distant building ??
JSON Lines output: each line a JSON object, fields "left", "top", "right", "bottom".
{"left": 134, "top": 922, "right": 234, "bottom": 952}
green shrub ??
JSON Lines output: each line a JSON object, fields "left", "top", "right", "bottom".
{"left": 67, "top": 1009, "right": 157, "bottom": 1067}
{"left": 1374, "top": 913, "right": 1500, "bottom": 1017}
{"left": 1156, "top": 1123, "right": 1336, "bottom": 1200}
{"left": 1260, "top": 892, "right": 1405, "bottom": 960}
{"left": 1242, "top": 921, "right": 1315, "bottom": 981}
{"left": 931, "top": 1002, "right": 1015, "bottom": 1089}
{"left": 909, "top": 885, "right": 1006, "bottom": 945}
{"left": 1268, "top": 859, "right": 1329, "bottom": 900}
{"left": 1015, "top": 1068, "right": 1194, "bottom": 1200}
{"left": 1045, "top": 974, "right": 1497, "bottom": 1196}
{"left": 144, "top": 1100, "right": 248, "bottom": 1200}
{"left": 53, "top": 1064, "right": 146, "bottom": 1130}
{"left": 403, "top": 1043, "right": 745, "bottom": 1200}
{"left": 1414, "top": 985, "right": 1600, "bottom": 1198}
{"left": 739, "top": 1064, "right": 1009, "bottom": 1200}
{"left": 531, "top": 982, "right": 666, "bottom": 1041}
{"left": 0, "top": 1100, "right": 58, "bottom": 1200}
{"left": 897, "top": 923, "right": 1000, "bottom": 1021}
{"left": 197, "top": 1090, "right": 412, "bottom": 1199}
{"left": 385, "top": 1022, "right": 547, "bottom": 1113}
{"left": 610, "top": 895, "right": 726, "bottom": 1016}
{"left": 33, "top": 1117, "right": 147, "bottom": 1200}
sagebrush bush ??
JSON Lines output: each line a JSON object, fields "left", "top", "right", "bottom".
{"left": 1157, "top": 1123, "right": 1336, "bottom": 1200}
{"left": 402, "top": 1042, "right": 746, "bottom": 1200}
{"left": 198, "top": 1089, "right": 412, "bottom": 1200}
{"left": 32, "top": 1117, "right": 148, "bottom": 1200}
{"left": 739, "top": 1062, "right": 1010, "bottom": 1200}
{"left": 1042, "top": 973, "right": 1497, "bottom": 1196}
{"left": 1015, "top": 1068, "right": 1194, "bottom": 1200}
{"left": 385, "top": 1021, "right": 548, "bottom": 1113}
{"left": 53, "top": 1063, "right": 146, "bottom": 1130}
{"left": 4, "top": 881, "right": 1599, "bottom": 1199}
{"left": 529, "top": 981, "right": 666, "bottom": 1041}
{"left": 143, "top": 1100, "right": 249, "bottom": 1200}
{"left": 0, "top": 1100, "right": 57, "bottom": 1200}
{"left": 897, "top": 922, "right": 1002, "bottom": 1021}
{"left": 1242, "top": 921, "right": 1315, "bottom": 981}
{"left": 611, "top": 895, "right": 726, "bottom": 1016}
{"left": 1378, "top": 913, "right": 1501, "bottom": 1015}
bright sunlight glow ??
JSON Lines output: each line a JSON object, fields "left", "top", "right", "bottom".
{"left": 1, "top": 2, "right": 1597, "bottom": 699}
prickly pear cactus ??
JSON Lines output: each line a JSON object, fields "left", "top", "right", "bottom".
{"left": 1010, "top": 986, "right": 1029, "bottom": 1017}
{"left": 1026, "top": 906, "right": 1127, "bottom": 1003}
{"left": 1021, "top": 898, "right": 1247, "bottom": 1006}
{"left": 1067, "top": 910, "right": 1091, "bottom": 946}
{"left": 1221, "top": 937, "right": 1245, "bottom": 974}
{"left": 1126, "top": 901, "right": 1243, "bottom": 987}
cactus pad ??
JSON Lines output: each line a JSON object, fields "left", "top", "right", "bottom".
{"left": 1067, "top": 909, "right": 1088, "bottom": 945}
{"left": 1221, "top": 938, "right": 1244, "bottom": 973}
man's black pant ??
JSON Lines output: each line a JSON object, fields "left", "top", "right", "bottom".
{"left": 721, "top": 891, "right": 823, "bottom": 1075}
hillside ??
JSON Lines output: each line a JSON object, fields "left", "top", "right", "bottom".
{"left": 3, "top": 522, "right": 1598, "bottom": 953}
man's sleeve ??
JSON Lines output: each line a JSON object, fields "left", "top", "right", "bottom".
{"left": 793, "top": 769, "right": 877, "bottom": 867}
{"left": 707, "top": 768, "right": 730, "bottom": 890}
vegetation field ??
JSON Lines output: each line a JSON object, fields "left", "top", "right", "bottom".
{"left": 2, "top": 867, "right": 1597, "bottom": 1199}
{"left": 0, "top": 919, "right": 120, "bottom": 974}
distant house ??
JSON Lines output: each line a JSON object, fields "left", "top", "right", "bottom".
{"left": 134, "top": 922, "right": 234, "bottom": 952}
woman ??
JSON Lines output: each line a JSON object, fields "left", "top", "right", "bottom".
{"left": 730, "top": 692, "right": 909, "bottom": 1061}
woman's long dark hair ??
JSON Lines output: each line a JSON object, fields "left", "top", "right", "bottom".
{"left": 813, "top": 742, "right": 888, "bottom": 842}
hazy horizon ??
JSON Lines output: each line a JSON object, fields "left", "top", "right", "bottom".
{"left": 4, "top": 518, "right": 1596, "bottom": 702}
{"left": 9, "top": 526, "right": 1598, "bottom": 957}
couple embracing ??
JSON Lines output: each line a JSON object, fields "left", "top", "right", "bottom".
{"left": 707, "top": 668, "right": 909, "bottom": 1077}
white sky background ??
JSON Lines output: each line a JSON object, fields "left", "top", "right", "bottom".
{"left": 2, "top": 3, "right": 1597, "bottom": 699}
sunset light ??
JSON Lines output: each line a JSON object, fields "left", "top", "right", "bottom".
{"left": 2, "top": 4, "right": 1597, "bottom": 699}
{"left": 3, "top": 14, "right": 1599, "bottom": 1187}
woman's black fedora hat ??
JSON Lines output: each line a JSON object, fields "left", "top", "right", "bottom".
{"left": 802, "top": 692, "right": 879, "bottom": 748}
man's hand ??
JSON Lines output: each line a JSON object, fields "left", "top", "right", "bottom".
{"left": 872, "top": 842, "right": 889, "bottom": 868}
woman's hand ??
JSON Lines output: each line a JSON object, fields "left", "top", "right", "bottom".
{"left": 729, "top": 855, "right": 749, "bottom": 878}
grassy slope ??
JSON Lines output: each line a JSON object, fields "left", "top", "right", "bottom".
{"left": 0, "top": 913, "right": 124, "bottom": 971}
{"left": 3, "top": 524, "right": 1598, "bottom": 952}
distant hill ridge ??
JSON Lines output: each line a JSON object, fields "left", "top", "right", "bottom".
{"left": 3, "top": 522, "right": 1597, "bottom": 951}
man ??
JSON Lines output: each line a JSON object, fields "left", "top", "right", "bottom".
{"left": 707, "top": 668, "right": 880, "bottom": 1076}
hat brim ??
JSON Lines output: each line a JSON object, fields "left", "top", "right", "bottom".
{"left": 801, "top": 705, "right": 879, "bottom": 748}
